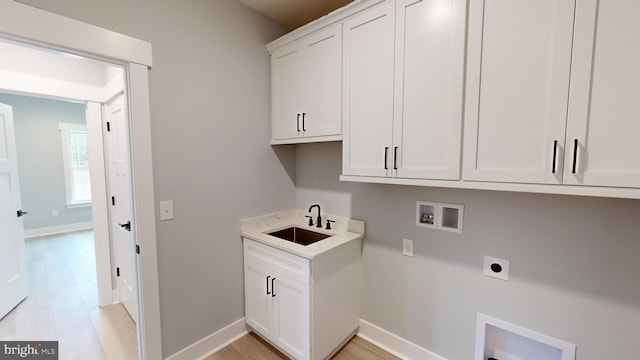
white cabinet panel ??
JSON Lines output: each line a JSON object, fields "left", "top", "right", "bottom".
{"left": 301, "top": 26, "right": 342, "bottom": 138}
{"left": 271, "top": 25, "right": 342, "bottom": 143}
{"left": 393, "top": 0, "right": 465, "bottom": 180}
{"left": 272, "top": 46, "right": 302, "bottom": 140}
{"left": 342, "top": 2, "right": 395, "bottom": 177}
{"left": 244, "top": 260, "right": 274, "bottom": 338}
{"left": 464, "top": 0, "right": 575, "bottom": 184}
{"left": 274, "top": 274, "right": 309, "bottom": 360}
{"left": 565, "top": 0, "right": 640, "bottom": 187}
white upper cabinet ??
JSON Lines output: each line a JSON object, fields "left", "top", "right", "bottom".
{"left": 463, "top": 0, "right": 576, "bottom": 184}
{"left": 342, "top": 2, "right": 395, "bottom": 177}
{"left": 343, "top": 0, "right": 466, "bottom": 180}
{"left": 393, "top": 0, "right": 466, "bottom": 180}
{"left": 564, "top": 0, "right": 640, "bottom": 188}
{"left": 270, "top": 24, "right": 342, "bottom": 144}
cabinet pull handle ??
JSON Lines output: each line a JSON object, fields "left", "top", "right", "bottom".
{"left": 296, "top": 114, "right": 300, "bottom": 132}
{"left": 571, "top": 139, "right": 579, "bottom": 174}
{"left": 552, "top": 140, "right": 558, "bottom": 174}
{"left": 271, "top": 277, "right": 276, "bottom": 297}
{"left": 266, "top": 275, "right": 271, "bottom": 295}
{"left": 394, "top": 146, "right": 398, "bottom": 170}
{"left": 302, "top": 112, "right": 306, "bottom": 131}
{"left": 384, "top": 147, "right": 389, "bottom": 170}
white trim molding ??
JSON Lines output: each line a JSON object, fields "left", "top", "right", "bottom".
{"left": 357, "top": 319, "right": 447, "bottom": 360}
{"left": 24, "top": 221, "right": 93, "bottom": 238}
{"left": 165, "top": 318, "right": 248, "bottom": 360}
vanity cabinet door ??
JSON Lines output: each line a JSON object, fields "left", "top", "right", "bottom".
{"left": 273, "top": 274, "right": 310, "bottom": 360}
{"left": 244, "top": 259, "right": 274, "bottom": 338}
{"left": 463, "top": 0, "right": 575, "bottom": 184}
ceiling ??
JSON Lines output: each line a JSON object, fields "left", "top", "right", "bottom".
{"left": 237, "top": 0, "right": 353, "bottom": 29}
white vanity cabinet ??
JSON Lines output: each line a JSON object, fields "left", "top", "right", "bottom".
{"left": 270, "top": 24, "right": 342, "bottom": 144}
{"left": 342, "top": 0, "right": 466, "bottom": 180}
{"left": 243, "top": 237, "right": 361, "bottom": 360}
{"left": 244, "top": 240, "right": 310, "bottom": 359}
{"left": 463, "top": 0, "right": 576, "bottom": 185}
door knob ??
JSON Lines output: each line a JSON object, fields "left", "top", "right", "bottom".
{"left": 17, "top": 210, "right": 28, "bottom": 217}
{"left": 118, "top": 221, "right": 131, "bottom": 231}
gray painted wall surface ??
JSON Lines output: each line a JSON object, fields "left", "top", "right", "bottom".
{"left": 0, "top": 93, "right": 92, "bottom": 231}
{"left": 295, "top": 141, "right": 640, "bottom": 360}
{"left": 15, "top": 0, "right": 294, "bottom": 356}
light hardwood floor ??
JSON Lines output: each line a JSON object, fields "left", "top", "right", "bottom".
{"left": 0, "top": 231, "right": 137, "bottom": 360}
{"left": 206, "top": 332, "right": 400, "bottom": 360}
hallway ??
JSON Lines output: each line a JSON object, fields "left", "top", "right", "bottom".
{"left": 0, "top": 231, "right": 137, "bottom": 359}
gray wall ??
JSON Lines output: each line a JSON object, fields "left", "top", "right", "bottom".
{"left": 295, "top": 141, "right": 640, "bottom": 360}
{"left": 0, "top": 93, "right": 92, "bottom": 231}
{"left": 15, "top": 0, "right": 294, "bottom": 356}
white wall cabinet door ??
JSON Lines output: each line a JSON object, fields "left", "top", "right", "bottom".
{"left": 564, "top": 0, "right": 640, "bottom": 188}
{"left": 271, "top": 25, "right": 342, "bottom": 143}
{"left": 463, "top": 0, "right": 576, "bottom": 184}
{"left": 342, "top": 2, "right": 395, "bottom": 177}
{"left": 300, "top": 25, "right": 342, "bottom": 139}
{"left": 393, "top": 0, "right": 466, "bottom": 180}
{"left": 273, "top": 274, "right": 309, "bottom": 360}
{"left": 271, "top": 45, "right": 303, "bottom": 141}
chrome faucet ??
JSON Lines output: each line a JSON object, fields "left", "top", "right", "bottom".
{"left": 308, "top": 204, "right": 322, "bottom": 228}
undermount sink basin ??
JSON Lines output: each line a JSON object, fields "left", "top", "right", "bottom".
{"left": 268, "top": 227, "right": 331, "bottom": 246}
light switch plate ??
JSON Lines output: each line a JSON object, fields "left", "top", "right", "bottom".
{"left": 403, "top": 239, "right": 414, "bottom": 257}
{"left": 159, "top": 201, "right": 174, "bottom": 221}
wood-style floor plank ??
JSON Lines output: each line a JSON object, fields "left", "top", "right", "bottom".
{"left": 206, "top": 332, "right": 399, "bottom": 360}
{"left": 0, "top": 231, "right": 137, "bottom": 360}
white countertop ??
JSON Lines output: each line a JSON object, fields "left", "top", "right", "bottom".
{"left": 240, "top": 210, "right": 365, "bottom": 259}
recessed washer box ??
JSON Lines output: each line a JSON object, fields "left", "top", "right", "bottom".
{"left": 475, "top": 313, "right": 576, "bottom": 360}
{"left": 416, "top": 201, "right": 464, "bottom": 233}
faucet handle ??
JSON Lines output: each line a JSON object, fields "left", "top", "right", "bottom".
{"left": 325, "top": 219, "right": 336, "bottom": 230}
{"left": 305, "top": 215, "right": 314, "bottom": 226}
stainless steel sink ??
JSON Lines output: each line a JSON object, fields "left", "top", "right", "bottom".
{"left": 268, "top": 227, "right": 331, "bottom": 246}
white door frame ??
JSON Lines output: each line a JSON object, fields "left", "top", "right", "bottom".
{"left": 0, "top": 1, "right": 162, "bottom": 359}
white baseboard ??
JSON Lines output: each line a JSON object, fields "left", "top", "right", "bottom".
{"left": 165, "top": 317, "right": 445, "bottom": 360}
{"left": 24, "top": 221, "right": 93, "bottom": 238}
{"left": 165, "top": 318, "right": 248, "bottom": 360}
{"left": 358, "top": 319, "right": 447, "bottom": 360}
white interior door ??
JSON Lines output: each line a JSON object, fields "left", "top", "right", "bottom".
{"left": 0, "top": 103, "right": 28, "bottom": 320}
{"left": 104, "top": 94, "right": 138, "bottom": 322}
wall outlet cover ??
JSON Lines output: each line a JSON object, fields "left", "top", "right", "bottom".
{"left": 159, "top": 200, "right": 174, "bottom": 221}
{"left": 483, "top": 256, "right": 510, "bottom": 281}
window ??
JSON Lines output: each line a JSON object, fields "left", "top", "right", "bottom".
{"left": 59, "top": 123, "right": 91, "bottom": 207}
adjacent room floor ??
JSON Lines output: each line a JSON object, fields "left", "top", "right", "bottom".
{"left": 0, "top": 231, "right": 137, "bottom": 360}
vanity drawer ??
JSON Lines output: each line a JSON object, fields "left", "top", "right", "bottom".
{"left": 243, "top": 238, "right": 310, "bottom": 285}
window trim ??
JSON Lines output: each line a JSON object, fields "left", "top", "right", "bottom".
{"left": 59, "top": 122, "right": 92, "bottom": 208}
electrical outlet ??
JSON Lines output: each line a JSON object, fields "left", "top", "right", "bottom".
{"left": 483, "top": 256, "right": 510, "bottom": 281}
{"left": 52, "top": 210, "right": 59, "bottom": 217}
{"left": 402, "top": 239, "right": 414, "bottom": 257}
{"left": 159, "top": 200, "right": 174, "bottom": 220}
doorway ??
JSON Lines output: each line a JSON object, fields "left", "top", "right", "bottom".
{"left": 0, "top": 3, "right": 161, "bottom": 358}
{"left": 0, "top": 44, "right": 138, "bottom": 356}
